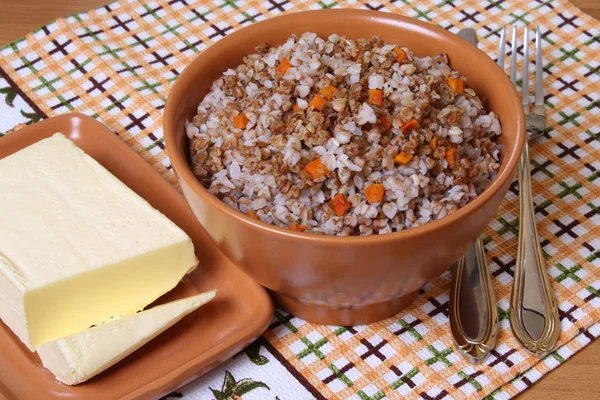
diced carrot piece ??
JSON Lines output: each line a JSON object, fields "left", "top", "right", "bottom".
{"left": 319, "top": 85, "right": 338, "bottom": 101}
{"left": 290, "top": 223, "right": 307, "bottom": 232}
{"left": 277, "top": 57, "right": 292, "bottom": 77}
{"left": 429, "top": 137, "right": 438, "bottom": 151}
{"left": 293, "top": 104, "right": 302, "bottom": 111}
{"left": 400, "top": 118, "right": 420, "bottom": 134}
{"left": 305, "top": 158, "right": 329, "bottom": 179}
{"left": 394, "top": 151, "right": 413, "bottom": 165}
{"left": 308, "top": 95, "right": 327, "bottom": 111}
{"left": 368, "top": 89, "right": 383, "bottom": 106}
{"left": 379, "top": 115, "right": 392, "bottom": 131}
{"left": 365, "top": 183, "right": 384, "bottom": 204}
{"left": 247, "top": 210, "right": 259, "bottom": 220}
{"left": 446, "top": 148, "right": 457, "bottom": 165}
{"left": 394, "top": 47, "right": 408, "bottom": 64}
{"left": 233, "top": 114, "right": 249, "bottom": 129}
{"left": 331, "top": 194, "right": 351, "bottom": 217}
{"left": 446, "top": 77, "right": 464, "bottom": 94}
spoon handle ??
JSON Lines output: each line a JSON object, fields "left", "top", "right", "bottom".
{"left": 449, "top": 237, "right": 499, "bottom": 364}
{"left": 510, "top": 141, "right": 560, "bottom": 355}
{"left": 448, "top": 27, "right": 498, "bottom": 364}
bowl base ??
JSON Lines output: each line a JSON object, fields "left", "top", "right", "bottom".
{"left": 272, "top": 289, "right": 420, "bottom": 326}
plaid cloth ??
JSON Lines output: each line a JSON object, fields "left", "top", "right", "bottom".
{"left": 1, "top": 0, "right": 599, "bottom": 399}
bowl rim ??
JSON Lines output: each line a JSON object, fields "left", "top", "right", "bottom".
{"left": 164, "top": 9, "right": 526, "bottom": 245}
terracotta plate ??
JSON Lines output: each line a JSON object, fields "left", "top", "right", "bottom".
{"left": 0, "top": 113, "right": 273, "bottom": 400}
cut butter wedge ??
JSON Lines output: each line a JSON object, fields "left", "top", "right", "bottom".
{"left": 38, "top": 290, "right": 216, "bottom": 385}
{"left": 0, "top": 133, "right": 198, "bottom": 350}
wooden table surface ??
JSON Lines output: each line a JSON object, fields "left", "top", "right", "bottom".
{"left": 0, "top": 1, "right": 599, "bottom": 399}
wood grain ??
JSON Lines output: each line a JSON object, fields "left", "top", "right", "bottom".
{"left": 569, "top": 0, "right": 600, "bottom": 20}
{"left": 0, "top": 1, "right": 599, "bottom": 399}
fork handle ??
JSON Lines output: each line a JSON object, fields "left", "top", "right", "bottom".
{"left": 510, "top": 141, "right": 560, "bottom": 355}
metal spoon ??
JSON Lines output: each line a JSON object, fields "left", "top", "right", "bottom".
{"left": 448, "top": 28, "right": 499, "bottom": 365}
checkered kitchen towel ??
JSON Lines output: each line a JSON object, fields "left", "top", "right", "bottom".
{"left": 1, "top": 0, "right": 599, "bottom": 398}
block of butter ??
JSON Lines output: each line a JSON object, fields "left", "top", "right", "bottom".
{"left": 0, "top": 133, "right": 198, "bottom": 351}
{"left": 38, "top": 290, "right": 216, "bottom": 385}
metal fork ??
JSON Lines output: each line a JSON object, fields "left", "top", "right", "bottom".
{"left": 499, "top": 26, "right": 560, "bottom": 356}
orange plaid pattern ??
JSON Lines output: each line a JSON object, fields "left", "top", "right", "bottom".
{"left": 1, "top": 0, "right": 599, "bottom": 399}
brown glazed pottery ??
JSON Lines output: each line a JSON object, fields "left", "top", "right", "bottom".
{"left": 164, "top": 10, "right": 526, "bottom": 325}
{"left": 0, "top": 114, "right": 273, "bottom": 399}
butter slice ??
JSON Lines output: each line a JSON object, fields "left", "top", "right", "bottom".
{"left": 38, "top": 290, "right": 216, "bottom": 385}
{"left": 0, "top": 133, "right": 198, "bottom": 350}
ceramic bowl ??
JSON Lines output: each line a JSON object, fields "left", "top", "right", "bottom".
{"left": 164, "top": 9, "right": 525, "bottom": 325}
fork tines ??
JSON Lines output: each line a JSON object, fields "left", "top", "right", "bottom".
{"left": 497, "top": 26, "right": 546, "bottom": 135}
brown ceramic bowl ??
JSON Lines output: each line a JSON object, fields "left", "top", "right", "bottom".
{"left": 164, "top": 10, "right": 525, "bottom": 325}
